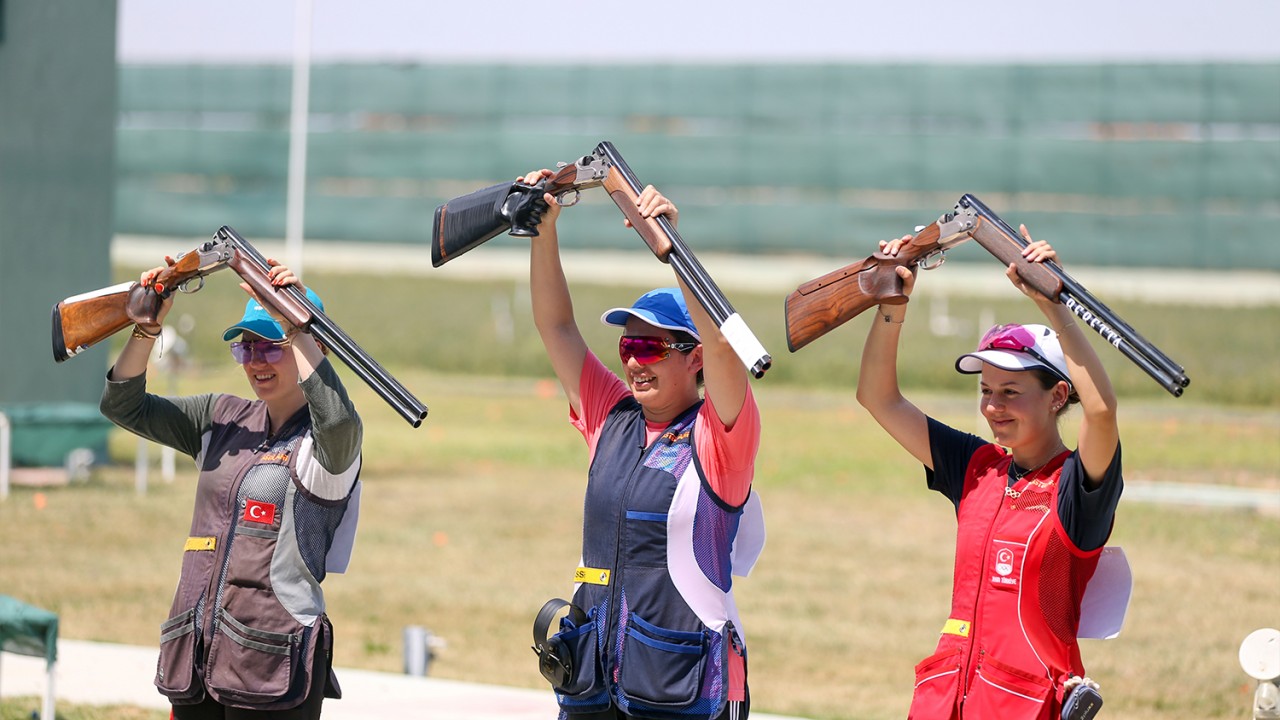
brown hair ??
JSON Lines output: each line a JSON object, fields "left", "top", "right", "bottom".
{"left": 1028, "top": 368, "right": 1078, "bottom": 415}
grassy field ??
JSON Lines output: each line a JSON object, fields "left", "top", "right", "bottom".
{"left": 115, "top": 269, "right": 1280, "bottom": 408}
{"left": 3, "top": 270, "right": 1278, "bottom": 718}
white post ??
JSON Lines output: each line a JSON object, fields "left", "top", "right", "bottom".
{"left": 0, "top": 411, "right": 10, "bottom": 501}
{"left": 135, "top": 438, "right": 149, "bottom": 496}
{"left": 284, "top": 0, "right": 314, "bottom": 276}
{"left": 42, "top": 659, "right": 55, "bottom": 720}
{"left": 162, "top": 446, "right": 176, "bottom": 483}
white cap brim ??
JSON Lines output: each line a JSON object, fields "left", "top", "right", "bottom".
{"left": 956, "top": 349, "right": 1071, "bottom": 386}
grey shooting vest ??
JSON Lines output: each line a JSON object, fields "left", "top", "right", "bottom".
{"left": 155, "top": 395, "right": 356, "bottom": 709}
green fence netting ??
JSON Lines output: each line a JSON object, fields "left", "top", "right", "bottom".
{"left": 115, "top": 62, "right": 1280, "bottom": 269}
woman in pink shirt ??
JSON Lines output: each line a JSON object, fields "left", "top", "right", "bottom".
{"left": 523, "top": 169, "right": 763, "bottom": 720}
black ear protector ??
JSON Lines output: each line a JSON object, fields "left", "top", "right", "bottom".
{"left": 532, "top": 598, "right": 587, "bottom": 689}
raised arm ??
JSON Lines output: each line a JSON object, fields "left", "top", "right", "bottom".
{"left": 1013, "top": 226, "right": 1119, "bottom": 488}
{"left": 522, "top": 168, "right": 590, "bottom": 417}
{"left": 100, "top": 262, "right": 215, "bottom": 458}
{"left": 246, "top": 261, "right": 363, "bottom": 474}
{"left": 629, "top": 186, "right": 749, "bottom": 428}
{"left": 108, "top": 263, "right": 175, "bottom": 382}
{"left": 854, "top": 236, "right": 933, "bottom": 467}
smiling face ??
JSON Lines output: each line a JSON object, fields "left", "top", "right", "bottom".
{"left": 621, "top": 317, "right": 703, "bottom": 422}
{"left": 978, "top": 365, "right": 1069, "bottom": 451}
{"left": 235, "top": 333, "right": 303, "bottom": 407}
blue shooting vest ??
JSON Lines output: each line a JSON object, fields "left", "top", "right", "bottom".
{"left": 557, "top": 397, "right": 764, "bottom": 719}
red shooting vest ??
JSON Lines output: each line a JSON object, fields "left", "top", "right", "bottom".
{"left": 909, "top": 445, "right": 1102, "bottom": 720}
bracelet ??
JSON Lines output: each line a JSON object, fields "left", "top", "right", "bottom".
{"left": 131, "top": 324, "right": 161, "bottom": 340}
{"left": 132, "top": 324, "right": 164, "bottom": 359}
{"left": 879, "top": 310, "right": 905, "bottom": 324}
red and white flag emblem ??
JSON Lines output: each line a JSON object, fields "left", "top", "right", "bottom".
{"left": 244, "top": 499, "right": 277, "bottom": 524}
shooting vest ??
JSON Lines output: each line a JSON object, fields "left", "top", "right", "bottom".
{"left": 557, "top": 398, "right": 764, "bottom": 719}
{"left": 909, "top": 445, "right": 1102, "bottom": 720}
{"left": 154, "top": 395, "right": 358, "bottom": 710}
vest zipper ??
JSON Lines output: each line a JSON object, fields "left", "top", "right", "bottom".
{"left": 208, "top": 430, "right": 283, "bottom": 645}
{"left": 606, "top": 432, "right": 651, "bottom": 643}
{"left": 596, "top": 403, "right": 700, "bottom": 693}
{"left": 962, "top": 467, "right": 1014, "bottom": 700}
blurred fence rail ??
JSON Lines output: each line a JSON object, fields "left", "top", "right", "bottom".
{"left": 116, "top": 62, "right": 1280, "bottom": 270}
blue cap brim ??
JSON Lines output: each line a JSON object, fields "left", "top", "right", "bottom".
{"left": 601, "top": 308, "right": 700, "bottom": 341}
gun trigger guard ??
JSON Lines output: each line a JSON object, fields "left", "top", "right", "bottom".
{"left": 556, "top": 189, "right": 581, "bottom": 208}
{"left": 177, "top": 276, "right": 206, "bottom": 294}
{"left": 918, "top": 251, "right": 947, "bottom": 271}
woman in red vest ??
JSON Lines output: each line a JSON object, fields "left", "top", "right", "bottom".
{"left": 856, "top": 227, "right": 1121, "bottom": 719}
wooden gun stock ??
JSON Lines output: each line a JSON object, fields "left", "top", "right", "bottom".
{"left": 53, "top": 283, "right": 145, "bottom": 362}
{"left": 51, "top": 252, "right": 223, "bottom": 362}
{"left": 783, "top": 222, "right": 949, "bottom": 352}
{"left": 783, "top": 196, "right": 1076, "bottom": 352}
{"left": 785, "top": 192, "right": 1189, "bottom": 395}
{"left": 783, "top": 256, "right": 897, "bottom": 352}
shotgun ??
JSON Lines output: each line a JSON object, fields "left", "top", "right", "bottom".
{"left": 53, "top": 242, "right": 234, "bottom": 363}
{"left": 784, "top": 194, "right": 1190, "bottom": 397}
{"left": 432, "top": 141, "right": 772, "bottom": 378}
{"left": 52, "top": 228, "right": 430, "bottom": 426}
{"left": 958, "top": 194, "right": 1189, "bottom": 396}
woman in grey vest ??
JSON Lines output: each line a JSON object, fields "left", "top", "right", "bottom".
{"left": 101, "top": 261, "right": 363, "bottom": 718}
{"left": 522, "top": 169, "right": 765, "bottom": 720}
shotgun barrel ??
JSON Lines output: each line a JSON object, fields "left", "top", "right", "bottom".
{"left": 216, "top": 227, "right": 430, "bottom": 426}
{"left": 596, "top": 141, "right": 772, "bottom": 378}
{"left": 958, "top": 195, "right": 1190, "bottom": 397}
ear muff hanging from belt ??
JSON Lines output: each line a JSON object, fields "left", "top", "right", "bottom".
{"left": 532, "top": 598, "right": 587, "bottom": 688}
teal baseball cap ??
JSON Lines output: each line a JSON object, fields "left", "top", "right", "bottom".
{"left": 222, "top": 288, "right": 324, "bottom": 342}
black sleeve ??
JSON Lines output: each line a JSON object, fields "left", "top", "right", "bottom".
{"left": 925, "top": 417, "right": 991, "bottom": 510}
{"left": 1057, "top": 442, "right": 1124, "bottom": 552}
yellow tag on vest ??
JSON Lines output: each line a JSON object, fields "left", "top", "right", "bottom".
{"left": 575, "top": 567, "right": 611, "bottom": 586}
{"left": 941, "top": 618, "right": 971, "bottom": 637}
{"left": 184, "top": 536, "right": 216, "bottom": 552}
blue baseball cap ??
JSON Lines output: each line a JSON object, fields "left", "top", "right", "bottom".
{"left": 222, "top": 287, "right": 324, "bottom": 342}
{"left": 600, "top": 287, "right": 700, "bottom": 341}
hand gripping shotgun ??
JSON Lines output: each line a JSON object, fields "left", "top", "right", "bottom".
{"left": 431, "top": 140, "right": 772, "bottom": 378}
{"left": 784, "top": 194, "right": 1189, "bottom": 397}
{"left": 52, "top": 227, "right": 430, "bottom": 426}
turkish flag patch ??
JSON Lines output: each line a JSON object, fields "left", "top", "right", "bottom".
{"left": 243, "top": 499, "right": 277, "bottom": 525}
